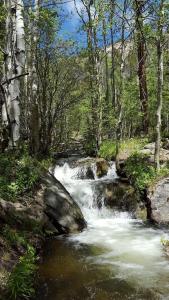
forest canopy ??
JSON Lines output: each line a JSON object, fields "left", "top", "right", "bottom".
{"left": 0, "top": 0, "right": 169, "bottom": 170}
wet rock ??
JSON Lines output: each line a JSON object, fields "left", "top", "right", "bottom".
{"left": 147, "top": 177, "right": 169, "bottom": 225}
{"left": 77, "top": 166, "right": 95, "bottom": 180}
{"left": 116, "top": 160, "right": 127, "bottom": 178}
{"left": 42, "top": 172, "right": 87, "bottom": 234}
{"left": 94, "top": 180, "right": 142, "bottom": 215}
{"left": 96, "top": 158, "right": 109, "bottom": 178}
{"left": 85, "top": 167, "right": 95, "bottom": 179}
{"left": 75, "top": 157, "right": 96, "bottom": 166}
{"left": 74, "top": 157, "right": 109, "bottom": 179}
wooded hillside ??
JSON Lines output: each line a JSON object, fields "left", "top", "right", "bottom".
{"left": 0, "top": 0, "right": 169, "bottom": 165}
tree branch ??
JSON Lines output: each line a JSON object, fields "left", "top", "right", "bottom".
{"left": 1, "top": 73, "right": 29, "bottom": 86}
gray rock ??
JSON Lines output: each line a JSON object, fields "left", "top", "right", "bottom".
{"left": 0, "top": 172, "right": 87, "bottom": 235}
{"left": 75, "top": 157, "right": 109, "bottom": 179}
{"left": 162, "top": 138, "right": 169, "bottom": 150}
{"left": 42, "top": 172, "right": 87, "bottom": 233}
{"left": 91, "top": 178, "right": 144, "bottom": 218}
{"left": 0, "top": 195, "right": 47, "bottom": 230}
{"left": 140, "top": 145, "right": 169, "bottom": 164}
{"left": 143, "top": 143, "right": 155, "bottom": 150}
{"left": 147, "top": 177, "right": 169, "bottom": 225}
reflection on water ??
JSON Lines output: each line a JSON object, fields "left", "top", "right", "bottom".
{"left": 37, "top": 162, "right": 169, "bottom": 300}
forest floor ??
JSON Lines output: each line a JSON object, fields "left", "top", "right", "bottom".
{"left": 0, "top": 151, "right": 53, "bottom": 299}
{"left": 99, "top": 138, "right": 148, "bottom": 160}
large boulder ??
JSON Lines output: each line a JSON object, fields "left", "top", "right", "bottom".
{"left": 0, "top": 172, "right": 87, "bottom": 235}
{"left": 42, "top": 172, "right": 87, "bottom": 233}
{"left": 147, "top": 177, "right": 169, "bottom": 225}
{"left": 99, "top": 180, "right": 143, "bottom": 215}
{"left": 0, "top": 192, "right": 47, "bottom": 231}
{"left": 92, "top": 179, "right": 146, "bottom": 219}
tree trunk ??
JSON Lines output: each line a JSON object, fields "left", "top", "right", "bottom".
{"left": 29, "top": 0, "right": 40, "bottom": 155}
{"left": 154, "top": 0, "right": 164, "bottom": 170}
{"left": 135, "top": 0, "right": 148, "bottom": 134}
{"left": 109, "top": 0, "right": 116, "bottom": 107}
{"left": 115, "top": 0, "right": 127, "bottom": 171}
{"left": 2, "top": 0, "right": 25, "bottom": 148}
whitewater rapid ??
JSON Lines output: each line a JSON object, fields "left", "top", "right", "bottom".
{"left": 53, "top": 161, "right": 169, "bottom": 298}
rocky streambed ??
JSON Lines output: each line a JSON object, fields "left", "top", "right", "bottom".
{"left": 36, "top": 157, "right": 169, "bottom": 300}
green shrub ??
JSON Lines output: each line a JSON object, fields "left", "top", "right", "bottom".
{"left": 7, "top": 246, "right": 37, "bottom": 299}
{"left": 125, "top": 152, "right": 169, "bottom": 192}
{"left": 99, "top": 140, "right": 116, "bottom": 160}
{"left": 0, "top": 153, "right": 41, "bottom": 201}
{"left": 124, "top": 153, "right": 156, "bottom": 191}
{"left": 2, "top": 225, "right": 27, "bottom": 248}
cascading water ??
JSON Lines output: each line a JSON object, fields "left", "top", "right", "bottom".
{"left": 54, "top": 162, "right": 118, "bottom": 222}
{"left": 38, "top": 160, "right": 169, "bottom": 300}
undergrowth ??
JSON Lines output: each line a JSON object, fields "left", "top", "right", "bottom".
{"left": 2, "top": 225, "right": 28, "bottom": 248}
{"left": 1, "top": 225, "right": 38, "bottom": 299}
{"left": 7, "top": 246, "right": 37, "bottom": 299}
{"left": 124, "top": 153, "right": 169, "bottom": 192}
{"left": 0, "top": 151, "right": 52, "bottom": 201}
{"left": 99, "top": 138, "right": 148, "bottom": 160}
{"left": 0, "top": 150, "right": 52, "bottom": 299}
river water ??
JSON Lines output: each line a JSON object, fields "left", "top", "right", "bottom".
{"left": 37, "top": 161, "right": 169, "bottom": 300}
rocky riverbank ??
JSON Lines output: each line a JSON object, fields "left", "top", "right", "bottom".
{"left": 1, "top": 141, "right": 169, "bottom": 298}
{"left": 0, "top": 152, "right": 86, "bottom": 299}
{"left": 117, "top": 142, "right": 169, "bottom": 226}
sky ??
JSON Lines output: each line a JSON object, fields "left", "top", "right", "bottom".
{"left": 58, "top": 0, "right": 126, "bottom": 48}
{"left": 58, "top": 0, "right": 87, "bottom": 46}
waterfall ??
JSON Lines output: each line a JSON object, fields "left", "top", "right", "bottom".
{"left": 54, "top": 161, "right": 124, "bottom": 223}
{"left": 36, "top": 160, "right": 169, "bottom": 300}
{"left": 53, "top": 160, "right": 169, "bottom": 296}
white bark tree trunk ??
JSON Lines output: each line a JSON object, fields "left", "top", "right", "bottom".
{"left": 29, "top": 0, "right": 40, "bottom": 154}
{"left": 2, "top": 0, "right": 25, "bottom": 147}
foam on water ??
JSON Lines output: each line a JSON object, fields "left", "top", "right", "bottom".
{"left": 54, "top": 161, "right": 169, "bottom": 297}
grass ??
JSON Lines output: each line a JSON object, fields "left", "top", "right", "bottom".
{"left": 2, "top": 225, "right": 28, "bottom": 248}
{"left": 7, "top": 246, "right": 37, "bottom": 299}
{"left": 99, "top": 138, "right": 148, "bottom": 160}
{"left": 0, "top": 225, "right": 38, "bottom": 300}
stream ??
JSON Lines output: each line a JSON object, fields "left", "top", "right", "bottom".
{"left": 37, "top": 160, "right": 169, "bottom": 300}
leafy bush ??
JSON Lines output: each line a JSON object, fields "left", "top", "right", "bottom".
{"left": 99, "top": 140, "right": 116, "bottom": 160}
{"left": 7, "top": 246, "right": 37, "bottom": 299}
{"left": 125, "top": 152, "right": 169, "bottom": 192}
{"left": 0, "top": 153, "right": 41, "bottom": 201}
{"left": 2, "top": 225, "right": 27, "bottom": 248}
{"left": 124, "top": 153, "right": 156, "bottom": 191}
